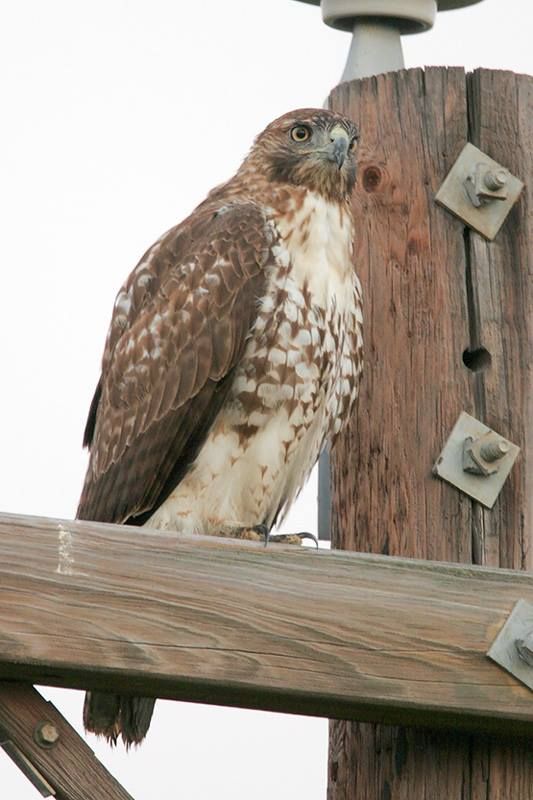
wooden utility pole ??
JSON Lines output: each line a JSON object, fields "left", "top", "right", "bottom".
{"left": 328, "top": 67, "right": 533, "bottom": 799}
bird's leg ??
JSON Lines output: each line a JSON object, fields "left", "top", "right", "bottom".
{"left": 218, "top": 524, "right": 269, "bottom": 543}
{"left": 211, "top": 526, "right": 264, "bottom": 542}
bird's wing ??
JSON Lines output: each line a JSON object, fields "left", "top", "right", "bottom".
{"left": 77, "top": 201, "right": 274, "bottom": 524}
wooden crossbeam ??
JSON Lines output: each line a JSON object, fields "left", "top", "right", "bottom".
{"left": 1, "top": 512, "right": 533, "bottom": 736}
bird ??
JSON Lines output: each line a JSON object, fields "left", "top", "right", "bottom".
{"left": 78, "top": 107, "right": 363, "bottom": 746}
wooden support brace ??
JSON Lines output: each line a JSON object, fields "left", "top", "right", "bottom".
{"left": 0, "top": 683, "right": 134, "bottom": 799}
{"left": 1, "top": 512, "right": 533, "bottom": 737}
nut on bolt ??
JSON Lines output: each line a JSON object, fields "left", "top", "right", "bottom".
{"left": 463, "top": 431, "right": 511, "bottom": 477}
{"left": 484, "top": 169, "right": 508, "bottom": 191}
{"left": 464, "top": 162, "right": 509, "bottom": 207}
{"left": 479, "top": 439, "right": 510, "bottom": 462}
{"left": 34, "top": 721, "right": 60, "bottom": 748}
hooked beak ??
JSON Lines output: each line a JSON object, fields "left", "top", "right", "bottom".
{"left": 325, "top": 129, "right": 350, "bottom": 169}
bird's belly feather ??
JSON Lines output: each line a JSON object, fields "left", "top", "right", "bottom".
{"left": 147, "top": 201, "right": 362, "bottom": 535}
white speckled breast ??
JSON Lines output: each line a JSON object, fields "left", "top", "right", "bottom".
{"left": 148, "top": 193, "right": 363, "bottom": 534}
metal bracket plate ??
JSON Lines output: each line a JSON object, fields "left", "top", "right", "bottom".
{"left": 435, "top": 143, "right": 524, "bottom": 240}
{"left": 487, "top": 600, "right": 533, "bottom": 692}
{"left": 433, "top": 412, "right": 520, "bottom": 508}
{"left": 0, "top": 734, "right": 55, "bottom": 797}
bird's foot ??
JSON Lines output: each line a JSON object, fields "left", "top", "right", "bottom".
{"left": 224, "top": 526, "right": 264, "bottom": 542}
{"left": 267, "top": 531, "right": 319, "bottom": 548}
{"left": 253, "top": 525, "right": 319, "bottom": 549}
{"left": 222, "top": 525, "right": 319, "bottom": 549}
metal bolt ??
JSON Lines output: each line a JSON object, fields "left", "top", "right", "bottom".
{"left": 480, "top": 439, "right": 510, "bottom": 462}
{"left": 515, "top": 631, "right": 533, "bottom": 667}
{"left": 483, "top": 169, "right": 508, "bottom": 191}
{"left": 463, "top": 432, "right": 511, "bottom": 477}
{"left": 33, "top": 721, "right": 60, "bottom": 748}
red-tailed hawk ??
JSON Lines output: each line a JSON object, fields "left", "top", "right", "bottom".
{"left": 78, "top": 108, "right": 363, "bottom": 746}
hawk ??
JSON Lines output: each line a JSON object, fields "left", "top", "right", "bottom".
{"left": 78, "top": 108, "right": 363, "bottom": 746}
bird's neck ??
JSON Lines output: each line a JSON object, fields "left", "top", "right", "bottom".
{"left": 214, "top": 165, "right": 352, "bottom": 220}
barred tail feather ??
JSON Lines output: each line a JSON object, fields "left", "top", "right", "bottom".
{"left": 83, "top": 690, "right": 156, "bottom": 747}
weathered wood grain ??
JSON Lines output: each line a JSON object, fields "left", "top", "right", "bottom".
{"left": 466, "top": 69, "right": 533, "bottom": 571}
{"left": 465, "top": 66, "right": 533, "bottom": 800}
{"left": 0, "top": 511, "right": 532, "bottom": 736}
{"left": 328, "top": 68, "right": 533, "bottom": 799}
{"left": 330, "top": 66, "right": 473, "bottom": 560}
{"left": 0, "top": 683, "right": 134, "bottom": 800}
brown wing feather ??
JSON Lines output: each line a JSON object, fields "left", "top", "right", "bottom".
{"left": 77, "top": 201, "right": 274, "bottom": 524}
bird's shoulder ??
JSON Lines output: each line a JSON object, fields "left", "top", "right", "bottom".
{"left": 101, "top": 198, "right": 278, "bottom": 373}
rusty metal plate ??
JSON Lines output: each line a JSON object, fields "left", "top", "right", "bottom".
{"left": 435, "top": 143, "right": 524, "bottom": 240}
{"left": 487, "top": 600, "right": 533, "bottom": 692}
{"left": 433, "top": 411, "right": 520, "bottom": 508}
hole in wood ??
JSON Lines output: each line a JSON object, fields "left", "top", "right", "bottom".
{"left": 362, "top": 166, "right": 382, "bottom": 192}
{"left": 462, "top": 347, "right": 491, "bottom": 372}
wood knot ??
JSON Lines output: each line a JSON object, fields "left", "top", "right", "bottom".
{"left": 362, "top": 166, "right": 383, "bottom": 192}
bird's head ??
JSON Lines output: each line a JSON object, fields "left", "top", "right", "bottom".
{"left": 246, "top": 108, "right": 359, "bottom": 202}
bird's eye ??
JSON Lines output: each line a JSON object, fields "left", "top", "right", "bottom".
{"left": 348, "top": 136, "right": 358, "bottom": 151}
{"left": 290, "top": 125, "right": 312, "bottom": 143}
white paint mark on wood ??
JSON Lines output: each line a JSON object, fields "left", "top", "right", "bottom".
{"left": 56, "top": 524, "right": 75, "bottom": 575}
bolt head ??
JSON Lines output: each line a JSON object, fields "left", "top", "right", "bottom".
{"left": 34, "top": 721, "right": 60, "bottom": 747}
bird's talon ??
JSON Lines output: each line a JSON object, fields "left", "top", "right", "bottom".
{"left": 251, "top": 524, "right": 270, "bottom": 547}
{"left": 296, "top": 531, "right": 320, "bottom": 549}
{"left": 265, "top": 531, "right": 319, "bottom": 548}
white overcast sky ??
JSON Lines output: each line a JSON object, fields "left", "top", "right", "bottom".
{"left": 1, "top": 1, "right": 531, "bottom": 798}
